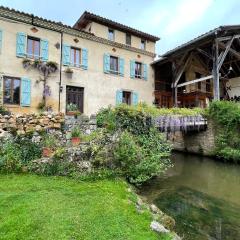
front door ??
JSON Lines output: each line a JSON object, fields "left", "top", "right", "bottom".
{"left": 66, "top": 86, "right": 84, "bottom": 113}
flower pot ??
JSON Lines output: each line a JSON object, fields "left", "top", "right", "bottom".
{"left": 42, "top": 147, "right": 53, "bottom": 157}
{"left": 71, "top": 137, "right": 81, "bottom": 146}
{"left": 66, "top": 111, "right": 77, "bottom": 116}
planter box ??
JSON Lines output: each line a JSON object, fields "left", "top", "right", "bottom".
{"left": 66, "top": 111, "right": 78, "bottom": 116}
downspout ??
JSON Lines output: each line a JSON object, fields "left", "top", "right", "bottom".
{"left": 58, "top": 32, "right": 63, "bottom": 112}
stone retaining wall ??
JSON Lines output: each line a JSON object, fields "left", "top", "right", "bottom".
{"left": 168, "top": 120, "right": 216, "bottom": 156}
{"left": 0, "top": 112, "right": 97, "bottom": 139}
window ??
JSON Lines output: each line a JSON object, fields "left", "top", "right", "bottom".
{"left": 71, "top": 47, "right": 81, "bottom": 67}
{"left": 3, "top": 77, "right": 20, "bottom": 105}
{"left": 122, "top": 91, "right": 132, "bottom": 105}
{"left": 108, "top": 29, "right": 115, "bottom": 41}
{"left": 126, "top": 33, "right": 131, "bottom": 46}
{"left": 27, "top": 37, "right": 40, "bottom": 58}
{"left": 140, "top": 39, "right": 146, "bottom": 50}
{"left": 135, "top": 62, "right": 142, "bottom": 78}
{"left": 110, "top": 56, "right": 119, "bottom": 74}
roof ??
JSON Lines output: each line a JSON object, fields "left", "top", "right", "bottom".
{"left": 0, "top": 6, "right": 155, "bottom": 57}
{"left": 74, "top": 11, "right": 160, "bottom": 42}
{"left": 153, "top": 25, "right": 240, "bottom": 64}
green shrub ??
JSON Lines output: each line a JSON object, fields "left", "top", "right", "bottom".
{"left": 0, "top": 138, "right": 41, "bottom": 173}
{"left": 0, "top": 105, "right": 10, "bottom": 115}
{"left": 208, "top": 101, "right": 240, "bottom": 163}
{"left": 96, "top": 106, "right": 117, "bottom": 131}
{"left": 114, "top": 129, "right": 172, "bottom": 184}
{"left": 42, "top": 134, "right": 59, "bottom": 148}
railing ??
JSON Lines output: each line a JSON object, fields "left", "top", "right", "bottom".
{"left": 153, "top": 115, "right": 207, "bottom": 133}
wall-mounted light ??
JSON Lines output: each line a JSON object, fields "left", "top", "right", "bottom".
{"left": 60, "top": 86, "right": 63, "bottom": 93}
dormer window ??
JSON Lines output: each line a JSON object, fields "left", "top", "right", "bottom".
{"left": 108, "top": 29, "right": 115, "bottom": 41}
{"left": 140, "top": 39, "right": 146, "bottom": 50}
{"left": 126, "top": 33, "right": 131, "bottom": 46}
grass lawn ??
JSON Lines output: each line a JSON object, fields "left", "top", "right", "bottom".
{"left": 0, "top": 174, "right": 172, "bottom": 240}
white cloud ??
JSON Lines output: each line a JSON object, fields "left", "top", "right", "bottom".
{"left": 165, "top": 0, "right": 213, "bottom": 35}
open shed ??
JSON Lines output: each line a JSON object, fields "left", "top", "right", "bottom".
{"left": 152, "top": 25, "right": 240, "bottom": 108}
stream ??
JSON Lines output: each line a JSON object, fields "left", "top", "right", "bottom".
{"left": 139, "top": 152, "right": 240, "bottom": 240}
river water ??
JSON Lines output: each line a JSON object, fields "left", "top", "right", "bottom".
{"left": 139, "top": 152, "right": 240, "bottom": 240}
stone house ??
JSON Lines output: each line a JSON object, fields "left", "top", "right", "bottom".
{"left": 0, "top": 7, "right": 159, "bottom": 115}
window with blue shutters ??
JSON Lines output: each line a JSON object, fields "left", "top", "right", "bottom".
{"left": 0, "top": 30, "right": 2, "bottom": 54}
{"left": 143, "top": 63, "right": 148, "bottom": 80}
{"left": 104, "top": 54, "right": 124, "bottom": 76}
{"left": 16, "top": 32, "right": 26, "bottom": 57}
{"left": 104, "top": 54, "right": 110, "bottom": 73}
{"left": 132, "top": 92, "right": 139, "bottom": 105}
{"left": 130, "top": 60, "right": 135, "bottom": 78}
{"left": 119, "top": 58, "right": 124, "bottom": 76}
{"left": 21, "top": 77, "right": 31, "bottom": 107}
{"left": 40, "top": 39, "right": 49, "bottom": 61}
{"left": 62, "top": 44, "right": 71, "bottom": 66}
{"left": 116, "top": 90, "right": 123, "bottom": 105}
{"left": 130, "top": 60, "right": 148, "bottom": 80}
{"left": 82, "top": 48, "right": 88, "bottom": 70}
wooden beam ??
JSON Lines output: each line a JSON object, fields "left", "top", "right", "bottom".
{"left": 173, "top": 53, "right": 193, "bottom": 87}
{"left": 213, "top": 40, "right": 220, "bottom": 100}
{"left": 217, "top": 34, "right": 240, "bottom": 42}
{"left": 217, "top": 36, "right": 235, "bottom": 71}
{"left": 176, "top": 75, "right": 213, "bottom": 88}
{"left": 218, "top": 41, "right": 240, "bottom": 60}
{"left": 196, "top": 48, "right": 212, "bottom": 59}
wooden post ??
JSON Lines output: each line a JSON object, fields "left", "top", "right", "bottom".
{"left": 212, "top": 40, "right": 220, "bottom": 100}
{"left": 174, "top": 87, "right": 178, "bottom": 107}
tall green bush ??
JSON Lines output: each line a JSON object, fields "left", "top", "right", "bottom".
{"left": 95, "top": 104, "right": 172, "bottom": 184}
{"left": 209, "top": 101, "right": 240, "bottom": 163}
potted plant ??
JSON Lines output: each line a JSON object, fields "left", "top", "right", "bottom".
{"left": 66, "top": 103, "right": 79, "bottom": 116}
{"left": 65, "top": 67, "right": 73, "bottom": 74}
{"left": 71, "top": 127, "right": 82, "bottom": 146}
{"left": 42, "top": 135, "right": 58, "bottom": 157}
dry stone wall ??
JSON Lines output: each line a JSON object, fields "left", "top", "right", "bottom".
{"left": 0, "top": 112, "right": 64, "bottom": 137}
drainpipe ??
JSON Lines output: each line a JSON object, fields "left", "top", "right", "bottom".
{"left": 58, "top": 32, "right": 63, "bottom": 112}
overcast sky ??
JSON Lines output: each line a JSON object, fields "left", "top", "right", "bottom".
{"left": 1, "top": 0, "right": 240, "bottom": 55}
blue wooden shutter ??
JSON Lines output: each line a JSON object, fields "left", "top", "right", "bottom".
{"left": 103, "top": 54, "right": 110, "bottom": 73}
{"left": 132, "top": 92, "right": 139, "bottom": 106}
{"left": 62, "top": 44, "right": 71, "bottom": 66}
{"left": 143, "top": 63, "right": 148, "bottom": 80}
{"left": 116, "top": 90, "right": 123, "bottom": 105}
{"left": 21, "top": 77, "right": 31, "bottom": 107}
{"left": 0, "top": 30, "right": 2, "bottom": 54}
{"left": 16, "top": 32, "right": 26, "bottom": 57}
{"left": 119, "top": 58, "right": 124, "bottom": 76}
{"left": 40, "top": 39, "right": 49, "bottom": 61}
{"left": 82, "top": 48, "right": 88, "bottom": 70}
{"left": 130, "top": 60, "right": 135, "bottom": 78}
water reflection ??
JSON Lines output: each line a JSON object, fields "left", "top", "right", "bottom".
{"left": 140, "top": 152, "right": 240, "bottom": 240}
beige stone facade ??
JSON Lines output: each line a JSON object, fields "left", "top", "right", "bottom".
{"left": 0, "top": 7, "right": 158, "bottom": 115}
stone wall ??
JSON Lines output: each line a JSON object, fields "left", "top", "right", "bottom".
{"left": 0, "top": 112, "right": 64, "bottom": 137}
{"left": 0, "top": 112, "right": 97, "bottom": 141}
{"left": 169, "top": 120, "right": 216, "bottom": 156}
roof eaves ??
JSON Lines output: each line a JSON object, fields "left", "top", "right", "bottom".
{"left": 76, "top": 11, "right": 160, "bottom": 42}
